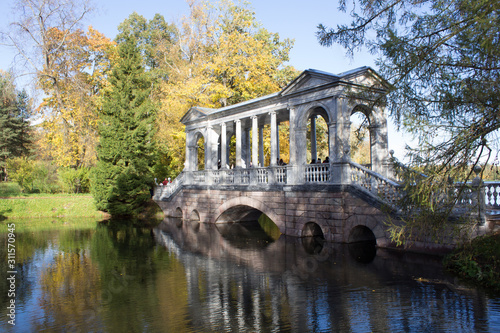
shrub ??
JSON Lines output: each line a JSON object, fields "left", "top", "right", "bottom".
{"left": 444, "top": 234, "right": 500, "bottom": 292}
{"left": 59, "top": 167, "right": 90, "bottom": 193}
{"left": 6, "top": 157, "right": 60, "bottom": 193}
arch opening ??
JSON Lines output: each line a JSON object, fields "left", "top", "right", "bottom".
{"left": 167, "top": 207, "right": 182, "bottom": 228}
{"left": 301, "top": 222, "right": 325, "bottom": 254}
{"left": 348, "top": 225, "right": 376, "bottom": 243}
{"left": 302, "top": 222, "right": 325, "bottom": 238}
{"left": 348, "top": 225, "right": 377, "bottom": 263}
{"left": 215, "top": 206, "right": 281, "bottom": 247}
{"left": 189, "top": 210, "right": 200, "bottom": 223}
{"left": 350, "top": 107, "right": 371, "bottom": 168}
{"left": 306, "top": 107, "right": 330, "bottom": 164}
{"left": 195, "top": 132, "right": 205, "bottom": 170}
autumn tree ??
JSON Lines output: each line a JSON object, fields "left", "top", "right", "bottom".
{"left": 37, "top": 27, "right": 116, "bottom": 167}
{"left": 154, "top": 0, "right": 297, "bottom": 174}
{"left": 0, "top": 71, "right": 32, "bottom": 181}
{"left": 91, "top": 35, "right": 156, "bottom": 217}
{"left": 0, "top": 0, "right": 114, "bottom": 168}
{"left": 317, "top": 0, "right": 500, "bottom": 244}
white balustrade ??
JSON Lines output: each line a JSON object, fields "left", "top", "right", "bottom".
{"left": 305, "top": 164, "right": 330, "bottom": 183}
{"left": 257, "top": 168, "right": 268, "bottom": 184}
{"left": 349, "top": 161, "right": 401, "bottom": 205}
{"left": 484, "top": 182, "right": 500, "bottom": 209}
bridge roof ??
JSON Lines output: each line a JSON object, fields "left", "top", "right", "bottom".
{"left": 180, "top": 66, "right": 387, "bottom": 126}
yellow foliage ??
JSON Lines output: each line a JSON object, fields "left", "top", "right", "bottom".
{"left": 153, "top": 0, "right": 296, "bottom": 171}
{"left": 36, "top": 27, "right": 116, "bottom": 168}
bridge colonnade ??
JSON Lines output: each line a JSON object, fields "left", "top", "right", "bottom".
{"left": 181, "top": 67, "right": 392, "bottom": 187}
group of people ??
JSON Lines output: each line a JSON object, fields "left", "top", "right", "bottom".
{"left": 310, "top": 156, "right": 330, "bottom": 164}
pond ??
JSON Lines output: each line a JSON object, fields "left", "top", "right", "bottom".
{"left": 0, "top": 217, "right": 499, "bottom": 332}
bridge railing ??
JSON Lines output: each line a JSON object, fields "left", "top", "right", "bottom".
{"left": 305, "top": 163, "right": 330, "bottom": 183}
{"left": 484, "top": 181, "right": 500, "bottom": 210}
{"left": 154, "top": 172, "right": 185, "bottom": 200}
{"left": 349, "top": 161, "right": 402, "bottom": 206}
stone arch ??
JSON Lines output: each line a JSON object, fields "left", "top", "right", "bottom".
{"left": 348, "top": 102, "right": 389, "bottom": 174}
{"left": 295, "top": 101, "right": 332, "bottom": 128}
{"left": 302, "top": 222, "right": 325, "bottom": 238}
{"left": 187, "top": 128, "right": 207, "bottom": 147}
{"left": 294, "top": 102, "right": 333, "bottom": 167}
{"left": 174, "top": 207, "right": 183, "bottom": 219}
{"left": 211, "top": 196, "right": 284, "bottom": 234}
{"left": 343, "top": 214, "right": 388, "bottom": 246}
{"left": 348, "top": 225, "right": 376, "bottom": 243}
{"left": 189, "top": 209, "right": 201, "bottom": 222}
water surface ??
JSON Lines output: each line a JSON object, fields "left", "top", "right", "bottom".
{"left": 0, "top": 217, "right": 499, "bottom": 332}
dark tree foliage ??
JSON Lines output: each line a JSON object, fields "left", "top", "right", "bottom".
{"left": 0, "top": 74, "right": 31, "bottom": 181}
{"left": 317, "top": 0, "right": 500, "bottom": 244}
{"left": 91, "top": 35, "right": 156, "bottom": 217}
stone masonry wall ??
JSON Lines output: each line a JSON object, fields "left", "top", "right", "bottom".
{"left": 155, "top": 185, "right": 393, "bottom": 246}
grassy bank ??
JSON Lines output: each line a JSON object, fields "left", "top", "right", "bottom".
{"left": 0, "top": 195, "right": 108, "bottom": 219}
{"left": 0, "top": 181, "right": 108, "bottom": 220}
{"left": 444, "top": 234, "right": 500, "bottom": 293}
{"left": 0, "top": 217, "right": 102, "bottom": 233}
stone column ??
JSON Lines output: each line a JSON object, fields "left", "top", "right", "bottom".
{"left": 240, "top": 127, "right": 250, "bottom": 168}
{"left": 276, "top": 122, "right": 280, "bottom": 160}
{"left": 259, "top": 126, "right": 264, "bottom": 167}
{"left": 270, "top": 111, "right": 278, "bottom": 166}
{"left": 184, "top": 131, "right": 194, "bottom": 171}
{"left": 370, "top": 106, "right": 390, "bottom": 176}
{"left": 220, "top": 122, "right": 227, "bottom": 169}
{"left": 288, "top": 107, "right": 296, "bottom": 165}
{"left": 310, "top": 115, "right": 317, "bottom": 163}
{"left": 328, "top": 121, "right": 337, "bottom": 162}
{"left": 252, "top": 116, "right": 259, "bottom": 168}
{"left": 187, "top": 145, "right": 197, "bottom": 171}
{"left": 205, "top": 125, "right": 213, "bottom": 170}
{"left": 235, "top": 119, "right": 242, "bottom": 168}
{"left": 288, "top": 106, "right": 298, "bottom": 184}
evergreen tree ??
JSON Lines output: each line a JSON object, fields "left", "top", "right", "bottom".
{"left": 0, "top": 73, "right": 31, "bottom": 181}
{"left": 91, "top": 35, "right": 156, "bottom": 217}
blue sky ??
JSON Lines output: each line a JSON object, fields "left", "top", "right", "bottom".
{"left": 0, "top": 0, "right": 412, "bottom": 159}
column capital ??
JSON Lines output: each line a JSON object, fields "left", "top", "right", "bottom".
{"left": 269, "top": 110, "right": 277, "bottom": 116}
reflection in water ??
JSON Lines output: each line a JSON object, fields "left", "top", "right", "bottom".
{"left": 0, "top": 218, "right": 499, "bottom": 332}
{"left": 156, "top": 217, "right": 500, "bottom": 332}
{"left": 348, "top": 240, "right": 377, "bottom": 263}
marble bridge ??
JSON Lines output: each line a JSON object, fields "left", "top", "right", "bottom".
{"left": 153, "top": 67, "right": 500, "bottom": 251}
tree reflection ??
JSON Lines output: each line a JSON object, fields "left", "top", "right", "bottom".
{"left": 37, "top": 250, "right": 101, "bottom": 331}
{"left": 90, "top": 221, "right": 192, "bottom": 332}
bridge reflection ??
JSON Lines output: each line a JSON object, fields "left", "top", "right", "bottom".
{"left": 153, "top": 217, "right": 493, "bottom": 332}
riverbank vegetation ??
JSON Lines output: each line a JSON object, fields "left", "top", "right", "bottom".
{"left": 444, "top": 233, "right": 500, "bottom": 293}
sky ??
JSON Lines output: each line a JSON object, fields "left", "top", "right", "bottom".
{"left": 0, "top": 0, "right": 413, "bottom": 160}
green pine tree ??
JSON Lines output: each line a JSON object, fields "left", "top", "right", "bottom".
{"left": 91, "top": 35, "right": 156, "bottom": 217}
{"left": 0, "top": 74, "right": 32, "bottom": 181}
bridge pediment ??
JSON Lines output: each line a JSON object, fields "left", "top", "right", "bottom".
{"left": 180, "top": 107, "right": 213, "bottom": 125}
{"left": 280, "top": 67, "right": 389, "bottom": 97}
{"left": 280, "top": 69, "right": 340, "bottom": 96}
